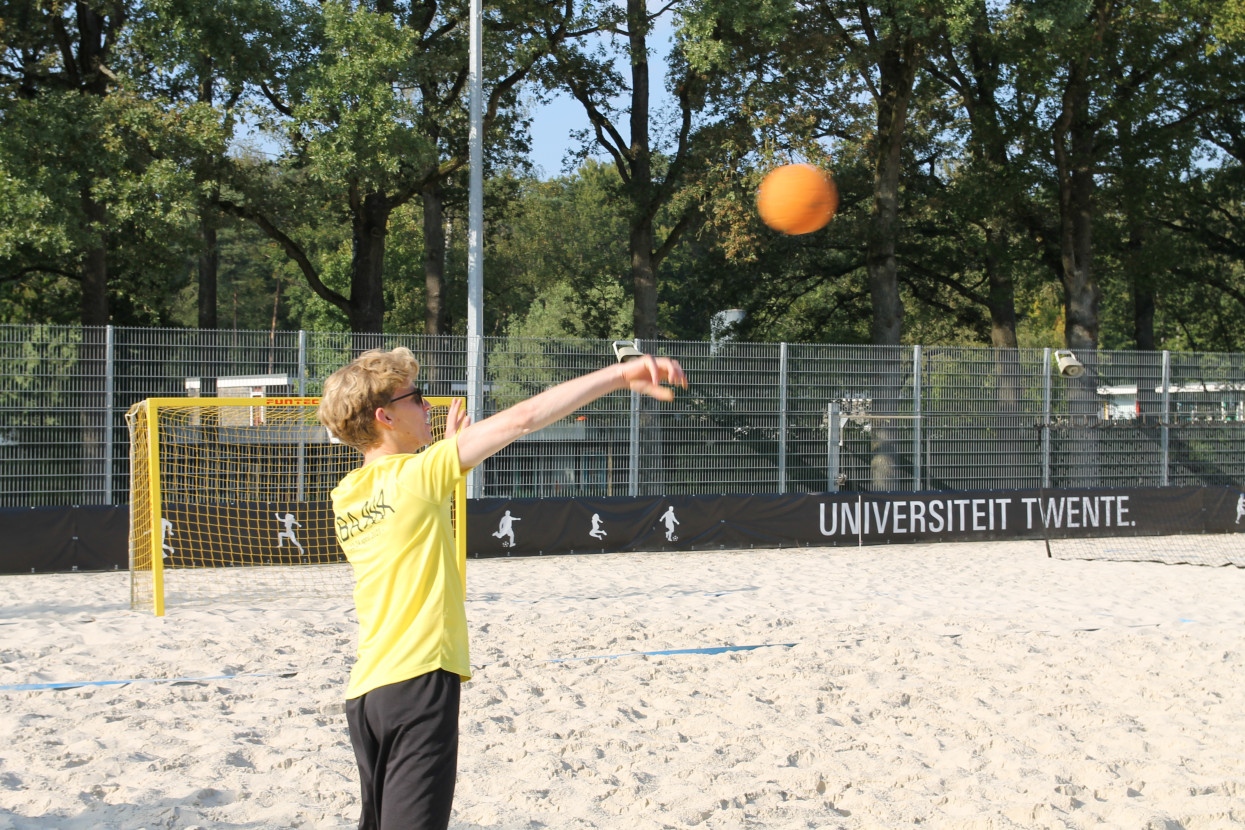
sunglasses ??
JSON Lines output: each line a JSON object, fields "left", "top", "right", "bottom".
{"left": 389, "top": 386, "right": 424, "bottom": 406}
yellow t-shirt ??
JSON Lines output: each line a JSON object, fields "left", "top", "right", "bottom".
{"left": 331, "top": 436, "right": 470, "bottom": 699}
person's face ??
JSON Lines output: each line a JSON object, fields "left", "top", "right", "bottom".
{"left": 383, "top": 381, "right": 433, "bottom": 451}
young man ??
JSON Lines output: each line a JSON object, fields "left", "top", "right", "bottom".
{"left": 317, "top": 346, "right": 686, "bottom": 830}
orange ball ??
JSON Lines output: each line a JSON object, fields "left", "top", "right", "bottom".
{"left": 756, "top": 164, "right": 838, "bottom": 235}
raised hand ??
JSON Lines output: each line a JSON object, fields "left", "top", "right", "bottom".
{"left": 443, "top": 396, "right": 471, "bottom": 440}
{"left": 621, "top": 354, "right": 688, "bottom": 402}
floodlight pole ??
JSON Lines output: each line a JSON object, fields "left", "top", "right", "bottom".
{"left": 466, "top": 0, "right": 484, "bottom": 498}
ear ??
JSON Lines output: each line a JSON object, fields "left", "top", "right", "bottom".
{"left": 373, "top": 405, "right": 393, "bottom": 429}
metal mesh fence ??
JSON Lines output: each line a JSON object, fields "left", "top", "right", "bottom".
{"left": 4, "top": 324, "right": 1245, "bottom": 507}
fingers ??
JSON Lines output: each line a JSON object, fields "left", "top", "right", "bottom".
{"left": 455, "top": 398, "right": 472, "bottom": 430}
{"left": 666, "top": 357, "right": 688, "bottom": 390}
{"left": 644, "top": 354, "right": 662, "bottom": 389}
{"left": 648, "top": 356, "right": 687, "bottom": 390}
{"left": 626, "top": 356, "right": 688, "bottom": 400}
{"left": 444, "top": 397, "right": 471, "bottom": 438}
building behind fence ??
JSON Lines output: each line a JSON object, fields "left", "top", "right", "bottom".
{"left": 3, "top": 324, "right": 1245, "bottom": 508}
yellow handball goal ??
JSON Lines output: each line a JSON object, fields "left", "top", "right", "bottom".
{"left": 126, "top": 396, "right": 467, "bottom": 615}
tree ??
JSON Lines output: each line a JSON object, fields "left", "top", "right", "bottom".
{"left": 917, "top": 0, "right": 1033, "bottom": 350}
{"left": 130, "top": 0, "right": 287, "bottom": 330}
{"left": 220, "top": 0, "right": 574, "bottom": 339}
{"left": 551, "top": 0, "right": 724, "bottom": 339}
{"left": 0, "top": 0, "right": 129, "bottom": 325}
{"left": 0, "top": 0, "right": 227, "bottom": 326}
{"left": 487, "top": 161, "right": 632, "bottom": 338}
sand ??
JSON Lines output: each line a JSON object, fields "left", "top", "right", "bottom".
{"left": 1, "top": 542, "right": 1244, "bottom": 829}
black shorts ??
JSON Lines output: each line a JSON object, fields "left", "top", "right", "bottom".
{"left": 345, "top": 670, "right": 461, "bottom": 830}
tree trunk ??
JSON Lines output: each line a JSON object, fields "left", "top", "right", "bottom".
{"left": 423, "top": 182, "right": 447, "bottom": 337}
{"left": 79, "top": 187, "right": 110, "bottom": 325}
{"left": 349, "top": 191, "right": 390, "bottom": 335}
{"left": 197, "top": 63, "right": 219, "bottom": 331}
{"left": 966, "top": 5, "right": 1020, "bottom": 351}
{"left": 867, "top": 38, "right": 917, "bottom": 492}
{"left": 198, "top": 214, "right": 218, "bottom": 329}
{"left": 1053, "top": 32, "right": 1101, "bottom": 356}
{"left": 1053, "top": 56, "right": 1101, "bottom": 485}
{"left": 985, "top": 235, "right": 1025, "bottom": 484}
{"left": 1131, "top": 234, "right": 1163, "bottom": 427}
{"left": 627, "top": 0, "right": 658, "bottom": 340}
{"left": 1058, "top": 133, "right": 1099, "bottom": 355}
{"left": 631, "top": 221, "right": 658, "bottom": 339}
{"left": 1132, "top": 261, "right": 1156, "bottom": 351}
{"left": 866, "top": 42, "right": 915, "bottom": 347}
{"left": 985, "top": 233, "right": 1019, "bottom": 350}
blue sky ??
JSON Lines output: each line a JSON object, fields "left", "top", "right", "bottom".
{"left": 527, "top": 93, "right": 593, "bottom": 178}
{"left": 523, "top": 16, "right": 678, "bottom": 179}
{"left": 231, "top": 17, "right": 678, "bottom": 181}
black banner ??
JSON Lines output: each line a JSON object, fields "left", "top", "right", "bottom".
{"left": 466, "top": 493, "right": 818, "bottom": 556}
{"left": 0, "top": 506, "right": 129, "bottom": 573}
{"left": 158, "top": 502, "right": 344, "bottom": 568}
{"left": 465, "top": 485, "right": 1245, "bottom": 557}
{"left": 5, "top": 486, "right": 1243, "bottom": 573}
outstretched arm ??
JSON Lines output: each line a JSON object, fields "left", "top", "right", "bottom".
{"left": 455, "top": 355, "right": 686, "bottom": 471}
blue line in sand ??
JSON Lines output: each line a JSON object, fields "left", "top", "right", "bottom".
{"left": 0, "top": 672, "right": 298, "bottom": 693}
{"left": 545, "top": 643, "right": 798, "bottom": 663}
{"left": 467, "top": 587, "right": 758, "bottom": 605}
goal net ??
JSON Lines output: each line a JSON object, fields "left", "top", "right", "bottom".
{"left": 126, "top": 396, "right": 467, "bottom": 614}
{"left": 1042, "top": 485, "right": 1245, "bottom": 568}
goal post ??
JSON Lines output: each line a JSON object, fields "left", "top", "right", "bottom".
{"left": 126, "top": 396, "right": 468, "bottom": 615}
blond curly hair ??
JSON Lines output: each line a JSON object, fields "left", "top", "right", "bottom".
{"left": 318, "top": 347, "right": 421, "bottom": 451}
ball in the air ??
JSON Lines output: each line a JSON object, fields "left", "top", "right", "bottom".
{"left": 756, "top": 164, "right": 838, "bottom": 235}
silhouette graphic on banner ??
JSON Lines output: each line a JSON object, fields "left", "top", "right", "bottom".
{"left": 160, "top": 518, "right": 176, "bottom": 561}
{"left": 589, "top": 513, "right": 607, "bottom": 540}
{"left": 492, "top": 510, "right": 521, "bottom": 548}
{"left": 156, "top": 503, "right": 340, "bottom": 568}
{"left": 1236, "top": 494, "right": 1244, "bottom": 524}
{"left": 660, "top": 506, "right": 680, "bottom": 541}
{"left": 274, "top": 512, "right": 306, "bottom": 561}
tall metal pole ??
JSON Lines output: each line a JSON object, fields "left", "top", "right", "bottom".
{"left": 104, "top": 325, "right": 115, "bottom": 505}
{"left": 1160, "top": 350, "right": 1171, "bottom": 486}
{"left": 827, "top": 402, "right": 841, "bottom": 492}
{"left": 466, "top": 0, "right": 485, "bottom": 498}
{"left": 912, "top": 344, "right": 922, "bottom": 492}
{"left": 629, "top": 339, "right": 642, "bottom": 497}
{"left": 777, "top": 342, "right": 788, "bottom": 494}
{"left": 297, "top": 329, "right": 308, "bottom": 502}
{"left": 297, "top": 329, "right": 307, "bottom": 396}
{"left": 1041, "top": 347, "right": 1052, "bottom": 489}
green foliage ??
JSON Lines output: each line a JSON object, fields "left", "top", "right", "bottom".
{"left": 1207, "top": 0, "right": 1245, "bottom": 44}
{"left": 293, "top": 3, "right": 435, "bottom": 188}
{"left": 1, "top": 0, "right": 1243, "bottom": 354}
{"left": 487, "top": 162, "right": 631, "bottom": 339}
{"left": 0, "top": 87, "right": 221, "bottom": 322}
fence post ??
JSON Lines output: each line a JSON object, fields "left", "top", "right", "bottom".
{"left": 1042, "top": 347, "right": 1052, "bottom": 489}
{"left": 827, "top": 402, "right": 841, "bottom": 492}
{"left": 467, "top": 335, "right": 485, "bottom": 498}
{"left": 628, "top": 338, "right": 641, "bottom": 497}
{"left": 1160, "top": 349, "right": 1171, "bottom": 486}
{"left": 297, "top": 330, "right": 307, "bottom": 396}
{"left": 778, "top": 343, "right": 788, "bottom": 494}
{"left": 104, "top": 324, "right": 115, "bottom": 505}
{"left": 912, "top": 345, "right": 922, "bottom": 492}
